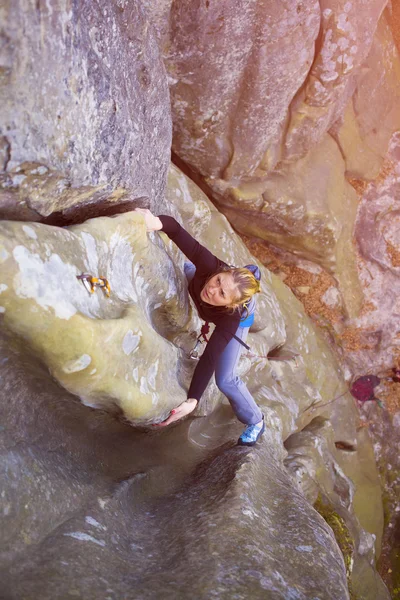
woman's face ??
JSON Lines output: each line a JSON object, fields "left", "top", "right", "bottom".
{"left": 200, "top": 272, "right": 238, "bottom": 307}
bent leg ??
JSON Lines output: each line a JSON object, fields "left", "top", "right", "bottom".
{"left": 215, "top": 326, "right": 263, "bottom": 425}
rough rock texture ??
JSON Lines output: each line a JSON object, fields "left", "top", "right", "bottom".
{"left": 166, "top": 0, "right": 320, "bottom": 179}
{"left": 0, "top": 339, "right": 353, "bottom": 600}
{"left": 0, "top": 212, "right": 190, "bottom": 423}
{"left": 0, "top": 0, "right": 397, "bottom": 597}
{"left": 161, "top": 1, "right": 400, "bottom": 322}
{"left": 218, "top": 133, "right": 363, "bottom": 318}
{"left": 0, "top": 163, "right": 390, "bottom": 598}
{"left": 362, "top": 391, "right": 400, "bottom": 596}
{"left": 285, "top": 417, "right": 389, "bottom": 599}
{"left": 0, "top": 160, "right": 151, "bottom": 225}
{"left": 0, "top": 0, "right": 171, "bottom": 207}
{"left": 348, "top": 132, "right": 400, "bottom": 377}
{"left": 284, "top": 0, "right": 388, "bottom": 161}
{"left": 330, "top": 12, "right": 400, "bottom": 180}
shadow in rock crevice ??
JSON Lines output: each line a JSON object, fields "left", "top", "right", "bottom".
{"left": 0, "top": 329, "right": 215, "bottom": 482}
{"left": 0, "top": 326, "right": 242, "bottom": 573}
{"left": 0, "top": 330, "right": 358, "bottom": 600}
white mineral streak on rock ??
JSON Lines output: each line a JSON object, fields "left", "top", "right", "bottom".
{"left": 29, "top": 165, "right": 48, "bottom": 175}
{"left": 147, "top": 360, "right": 159, "bottom": 390}
{"left": 342, "top": 54, "right": 354, "bottom": 74}
{"left": 12, "top": 246, "right": 77, "bottom": 319}
{"left": 64, "top": 532, "right": 106, "bottom": 547}
{"left": 0, "top": 248, "right": 10, "bottom": 262}
{"left": 90, "top": 368, "right": 97, "bottom": 375}
{"left": 0, "top": 284, "right": 8, "bottom": 293}
{"left": 108, "top": 232, "right": 137, "bottom": 302}
{"left": 80, "top": 397, "right": 100, "bottom": 408}
{"left": 85, "top": 516, "right": 107, "bottom": 531}
{"left": 132, "top": 367, "right": 139, "bottom": 382}
{"left": 81, "top": 232, "right": 99, "bottom": 273}
{"left": 337, "top": 37, "right": 349, "bottom": 50}
{"left": 133, "top": 263, "right": 146, "bottom": 298}
{"left": 0, "top": 307, "right": 5, "bottom": 313}
{"left": 165, "top": 276, "right": 177, "bottom": 300}
{"left": 242, "top": 508, "right": 258, "bottom": 520}
{"left": 295, "top": 545, "right": 314, "bottom": 553}
{"left": 62, "top": 354, "right": 92, "bottom": 374}
{"left": 97, "top": 498, "right": 108, "bottom": 510}
{"left": 321, "top": 286, "right": 341, "bottom": 307}
{"left": 296, "top": 260, "right": 322, "bottom": 275}
{"left": 22, "top": 225, "right": 38, "bottom": 239}
{"left": 140, "top": 377, "right": 150, "bottom": 394}
{"left": 11, "top": 174, "right": 26, "bottom": 186}
{"left": 122, "top": 330, "right": 141, "bottom": 355}
{"left": 337, "top": 13, "right": 351, "bottom": 33}
{"left": 177, "top": 170, "right": 192, "bottom": 204}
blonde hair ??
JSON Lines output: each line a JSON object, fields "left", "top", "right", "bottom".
{"left": 214, "top": 266, "right": 261, "bottom": 314}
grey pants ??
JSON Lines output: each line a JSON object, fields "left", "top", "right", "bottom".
{"left": 184, "top": 262, "right": 263, "bottom": 425}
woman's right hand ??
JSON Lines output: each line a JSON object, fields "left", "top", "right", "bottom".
{"left": 153, "top": 398, "right": 198, "bottom": 427}
{"left": 134, "top": 208, "right": 163, "bottom": 232}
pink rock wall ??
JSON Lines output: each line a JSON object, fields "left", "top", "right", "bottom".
{"left": 154, "top": 0, "right": 400, "bottom": 337}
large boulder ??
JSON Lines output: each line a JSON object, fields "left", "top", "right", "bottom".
{"left": 0, "top": 0, "right": 393, "bottom": 595}
{"left": 157, "top": 2, "right": 400, "bottom": 322}
{"left": 285, "top": 417, "right": 388, "bottom": 599}
{"left": 284, "top": 0, "right": 389, "bottom": 160}
{"left": 345, "top": 132, "right": 400, "bottom": 376}
{"left": 0, "top": 0, "right": 171, "bottom": 207}
{"left": 0, "top": 339, "right": 355, "bottom": 600}
{"left": 0, "top": 211, "right": 190, "bottom": 423}
{"left": 0, "top": 163, "right": 389, "bottom": 598}
{"left": 166, "top": 0, "right": 320, "bottom": 178}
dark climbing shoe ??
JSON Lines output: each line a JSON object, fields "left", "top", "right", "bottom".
{"left": 238, "top": 417, "right": 265, "bottom": 446}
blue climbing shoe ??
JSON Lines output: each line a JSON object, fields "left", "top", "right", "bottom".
{"left": 238, "top": 417, "right": 265, "bottom": 446}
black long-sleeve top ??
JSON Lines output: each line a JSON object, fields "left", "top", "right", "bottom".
{"left": 159, "top": 215, "right": 242, "bottom": 402}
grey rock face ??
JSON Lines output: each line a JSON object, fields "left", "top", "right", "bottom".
{"left": 166, "top": 0, "right": 320, "bottom": 179}
{"left": 0, "top": 333, "right": 352, "bottom": 600}
{"left": 0, "top": 1, "right": 391, "bottom": 598}
{"left": 0, "top": 164, "right": 389, "bottom": 599}
{"left": 0, "top": 0, "right": 172, "bottom": 207}
{"left": 285, "top": 417, "right": 390, "bottom": 600}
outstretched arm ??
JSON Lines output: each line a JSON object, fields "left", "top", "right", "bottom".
{"left": 135, "top": 208, "right": 222, "bottom": 274}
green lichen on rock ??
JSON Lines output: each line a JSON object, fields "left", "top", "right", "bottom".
{"left": 314, "top": 494, "right": 356, "bottom": 599}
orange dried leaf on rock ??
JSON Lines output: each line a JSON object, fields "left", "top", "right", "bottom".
{"left": 340, "top": 327, "right": 376, "bottom": 351}
{"left": 347, "top": 177, "right": 370, "bottom": 196}
{"left": 385, "top": 240, "right": 400, "bottom": 267}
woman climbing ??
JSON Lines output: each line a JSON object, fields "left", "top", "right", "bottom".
{"left": 135, "top": 208, "right": 265, "bottom": 446}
